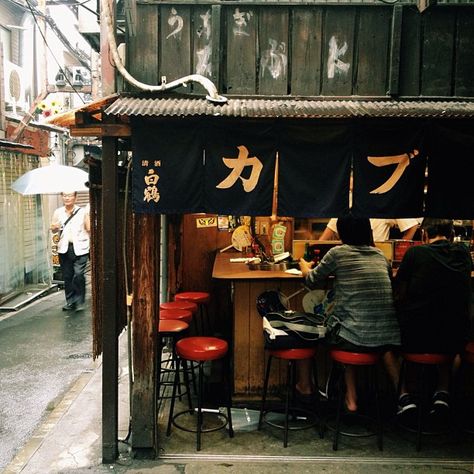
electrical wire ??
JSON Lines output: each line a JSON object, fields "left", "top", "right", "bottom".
{"left": 118, "top": 155, "right": 133, "bottom": 444}
{"left": 24, "top": 0, "right": 87, "bottom": 104}
{"left": 100, "top": 0, "right": 227, "bottom": 103}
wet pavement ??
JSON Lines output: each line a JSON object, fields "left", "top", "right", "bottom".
{"left": 0, "top": 286, "right": 94, "bottom": 471}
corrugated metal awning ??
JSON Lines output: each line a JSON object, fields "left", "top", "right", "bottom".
{"left": 105, "top": 96, "right": 474, "bottom": 119}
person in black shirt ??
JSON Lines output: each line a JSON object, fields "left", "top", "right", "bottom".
{"left": 394, "top": 218, "right": 473, "bottom": 416}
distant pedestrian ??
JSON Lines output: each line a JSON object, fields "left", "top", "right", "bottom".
{"left": 51, "top": 192, "right": 90, "bottom": 312}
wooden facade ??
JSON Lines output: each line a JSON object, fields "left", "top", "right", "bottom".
{"left": 127, "top": 3, "right": 474, "bottom": 99}
{"left": 77, "top": 0, "right": 474, "bottom": 462}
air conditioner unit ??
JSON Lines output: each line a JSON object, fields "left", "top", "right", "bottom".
{"left": 4, "top": 61, "right": 26, "bottom": 112}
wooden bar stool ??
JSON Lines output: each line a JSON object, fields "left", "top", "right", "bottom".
{"left": 166, "top": 336, "right": 234, "bottom": 451}
{"left": 160, "top": 308, "right": 196, "bottom": 393}
{"left": 175, "top": 292, "right": 211, "bottom": 335}
{"left": 158, "top": 319, "right": 192, "bottom": 410}
{"left": 258, "top": 347, "right": 319, "bottom": 448}
{"left": 327, "top": 350, "right": 383, "bottom": 451}
{"left": 398, "top": 352, "right": 454, "bottom": 451}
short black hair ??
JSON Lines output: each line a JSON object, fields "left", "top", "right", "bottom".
{"left": 337, "top": 214, "right": 373, "bottom": 246}
{"left": 421, "top": 218, "right": 453, "bottom": 239}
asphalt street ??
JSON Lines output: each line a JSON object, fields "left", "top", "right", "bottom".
{"left": 0, "top": 286, "right": 94, "bottom": 471}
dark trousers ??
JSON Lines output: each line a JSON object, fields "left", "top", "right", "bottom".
{"left": 59, "top": 243, "right": 89, "bottom": 306}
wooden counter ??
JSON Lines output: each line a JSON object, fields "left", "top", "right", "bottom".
{"left": 212, "top": 252, "right": 303, "bottom": 280}
{"left": 212, "top": 252, "right": 474, "bottom": 399}
{"left": 213, "top": 252, "right": 307, "bottom": 398}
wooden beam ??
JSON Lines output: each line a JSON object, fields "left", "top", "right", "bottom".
{"left": 388, "top": 5, "right": 403, "bottom": 97}
{"left": 131, "top": 213, "right": 160, "bottom": 455}
{"left": 70, "top": 124, "right": 131, "bottom": 137}
{"left": 101, "top": 136, "right": 119, "bottom": 463}
{"left": 75, "top": 111, "right": 101, "bottom": 126}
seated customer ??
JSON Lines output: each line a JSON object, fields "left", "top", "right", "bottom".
{"left": 299, "top": 214, "right": 401, "bottom": 412}
{"left": 394, "top": 218, "right": 473, "bottom": 416}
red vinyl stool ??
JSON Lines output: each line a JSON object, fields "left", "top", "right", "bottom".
{"left": 160, "top": 301, "right": 198, "bottom": 315}
{"left": 160, "top": 309, "right": 196, "bottom": 393}
{"left": 398, "top": 352, "right": 454, "bottom": 451}
{"left": 166, "top": 337, "right": 234, "bottom": 451}
{"left": 258, "top": 347, "right": 319, "bottom": 447}
{"left": 158, "top": 320, "right": 192, "bottom": 409}
{"left": 175, "top": 292, "right": 211, "bottom": 335}
{"left": 328, "top": 350, "right": 383, "bottom": 451}
{"left": 160, "top": 308, "right": 193, "bottom": 324}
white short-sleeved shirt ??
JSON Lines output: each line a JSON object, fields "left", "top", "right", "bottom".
{"left": 326, "top": 218, "right": 420, "bottom": 242}
{"left": 51, "top": 205, "right": 90, "bottom": 256}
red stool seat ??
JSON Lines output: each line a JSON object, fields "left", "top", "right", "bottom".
{"left": 161, "top": 301, "right": 198, "bottom": 314}
{"left": 176, "top": 337, "right": 227, "bottom": 361}
{"left": 330, "top": 350, "right": 380, "bottom": 365}
{"left": 402, "top": 353, "right": 454, "bottom": 365}
{"left": 159, "top": 320, "right": 189, "bottom": 334}
{"left": 175, "top": 292, "right": 210, "bottom": 305}
{"left": 160, "top": 308, "right": 193, "bottom": 324}
{"left": 269, "top": 348, "right": 317, "bottom": 360}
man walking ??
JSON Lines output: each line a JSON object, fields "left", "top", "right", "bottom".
{"left": 51, "top": 192, "right": 90, "bottom": 312}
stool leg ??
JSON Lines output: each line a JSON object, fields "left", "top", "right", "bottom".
{"left": 196, "top": 361, "right": 204, "bottom": 451}
{"left": 333, "top": 364, "right": 344, "bottom": 451}
{"left": 181, "top": 359, "right": 193, "bottom": 410}
{"left": 416, "top": 364, "right": 425, "bottom": 452}
{"left": 170, "top": 339, "right": 185, "bottom": 401}
{"left": 225, "top": 355, "right": 234, "bottom": 438}
{"left": 283, "top": 360, "right": 293, "bottom": 448}
{"left": 259, "top": 355, "right": 273, "bottom": 430}
{"left": 166, "top": 356, "right": 180, "bottom": 437}
{"left": 202, "top": 304, "right": 212, "bottom": 336}
{"left": 311, "top": 358, "right": 323, "bottom": 438}
{"left": 373, "top": 367, "right": 383, "bottom": 451}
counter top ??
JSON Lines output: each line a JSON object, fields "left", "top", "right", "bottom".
{"left": 212, "top": 252, "right": 303, "bottom": 280}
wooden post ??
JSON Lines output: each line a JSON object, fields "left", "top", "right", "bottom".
{"left": 131, "top": 213, "right": 160, "bottom": 455}
{"left": 101, "top": 136, "right": 119, "bottom": 463}
{"left": 388, "top": 5, "right": 403, "bottom": 97}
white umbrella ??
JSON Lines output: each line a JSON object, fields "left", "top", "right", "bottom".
{"left": 11, "top": 164, "right": 89, "bottom": 195}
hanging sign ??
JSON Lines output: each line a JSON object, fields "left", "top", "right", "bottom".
{"left": 204, "top": 121, "right": 277, "bottom": 216}
{"left": 131, "top": 118, "right": 204, "bottom": 214}
{"left": 352, "top": 120, "right": 426, "bottom": 218}
{"left": 277, "top": 121, "right": 352, "bottom": 217}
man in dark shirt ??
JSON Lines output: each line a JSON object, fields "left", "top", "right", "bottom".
{"left": 395, "top": 218, "right": 473, "bottom": 416}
